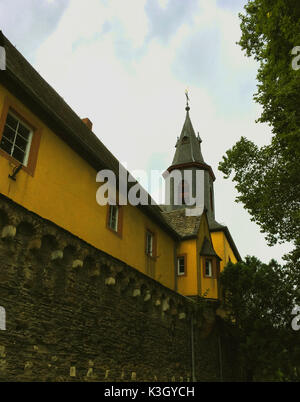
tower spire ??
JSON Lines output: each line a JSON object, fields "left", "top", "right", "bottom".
{"left": 185, "top": 89, "right": 190, "bottom": 112}
{"left": 164, "top": 95, "right": 216, "bottom": 215}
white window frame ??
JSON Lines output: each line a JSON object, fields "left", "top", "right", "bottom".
{"left": 146, "top": 231, "right": 153, "bottom": 257}
{"left": 108, "top": 205, "right": 119, "bottom": 232}
{"left": 177, "top": 256, "right": 185, "bottom": 276}
{"left": 0, "top": 111, "right": 33, "bottom": 166}
{"left": 205, "top": 259, "right": 213, "bottom": 277}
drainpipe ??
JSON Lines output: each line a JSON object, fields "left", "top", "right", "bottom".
{"left": 218, "top": 335, "right": 223, "bottom": 382}
{"left": 174, "top": 242, "right": 178, "bottom": 292}
{"left": 191, "top": 313, "right": 196, "bottom": 382}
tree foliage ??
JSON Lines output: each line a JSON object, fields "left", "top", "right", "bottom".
{"left": 218, "top": 0, "right": 300, "bottom": 251}
{"left": 220, "top": 257, "right": 300, "bottom": 381}
{"left": 217, "top": 0, "right": 300, "bottom": 381}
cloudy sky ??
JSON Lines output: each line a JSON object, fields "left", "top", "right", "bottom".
{"left": 0, "top": 0, "right": 293, "bottom": 263}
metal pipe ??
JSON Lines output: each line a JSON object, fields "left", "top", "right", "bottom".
{"left": 218, "top": 335, "right": 223, "bottom": 382}
{"left": 191, "top": 314, "right": 196, "bottom": 381}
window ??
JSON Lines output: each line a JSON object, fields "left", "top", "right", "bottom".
{"left": 146, "top": 230, "right": 153, "bottom": 257}
{"left": 0, "top": 112, "right": 33, "bottom": 166}
{"left": 107, "top": 204, "right": 123, "bottom": 237}
{"left": 178, "top": 180, "right": 190, "bottom": 205}
{"left": 205, "top": 259, "right": 213, "bottom": 277}
{"left": 177, "top": 255, "right": 186, "bottom": 276}
{"left": 145, "top": 230, "right": 156, "bottom": 258}
{"left": 108, "top": 205, "right": 119, "bottom": 232}
{"left": 0, "top": 98, "right": 42, "bottom": 177}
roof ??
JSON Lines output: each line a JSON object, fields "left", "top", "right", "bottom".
{"left": 0, "top": 31, "right": 180, "bottom": 239}
{"left": 166, "top": 106, "right": 216, "bottom": 182}
{"left": 200, "top": 237, "right": 221, "bottom": 259}
{"left": 208, "top": 218, "right": 242, "bottom": 262}
{"left": 162, "top": 208, "right": 202, "bottom": 238}
{"left": 171, "top": 107, "right": 205, "bottom": 166}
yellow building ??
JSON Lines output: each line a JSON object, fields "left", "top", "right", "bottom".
{"left": 0, "top": 31, "right": 240, "bottom": 301}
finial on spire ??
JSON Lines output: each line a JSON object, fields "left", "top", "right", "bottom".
{"left": 197, "top": 132, "right": 202, "bottom": 144}
{"left": 185, "top": 88, "right": 190, "bottom": 112}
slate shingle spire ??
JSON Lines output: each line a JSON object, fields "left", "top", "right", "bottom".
{"left": 172, "top": 101, "right": 205, "bottom": 166}
{"left": 164, "top": 94, "right": 216, "bottom": 220}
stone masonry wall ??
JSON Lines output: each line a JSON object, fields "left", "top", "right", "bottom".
{"left": 0, "top": 194, "right": 236, "bottom": 382}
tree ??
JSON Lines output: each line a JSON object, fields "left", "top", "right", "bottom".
{"left": 218, "top": 0, "right": 300, "bottom": 256}
{"left": 220, "top": 257, "right": 300, "bottom": 381}
{"left": 218, "top": 2, "right": 300, "bottom": 380}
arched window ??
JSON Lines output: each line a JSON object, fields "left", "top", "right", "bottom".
{"left": 178, "top": 180, "right": 190, "bottom": 205}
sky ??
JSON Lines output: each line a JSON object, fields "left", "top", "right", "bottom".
{"left": 0, "top": 0, "right": 293, "bottom": 263}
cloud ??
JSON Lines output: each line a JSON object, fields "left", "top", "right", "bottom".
{"left": 216, "top": 0, "right": 246, "bottom": 12}
{"left": 145, "top": 0, "right": 198, "bottom": 43}
{"left": 0, "top": 0, "right": 69, "bottom": 61}
{"left": 16, "top": 0, "right": 293, "bottom": 263}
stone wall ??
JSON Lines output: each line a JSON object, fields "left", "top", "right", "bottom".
{"left": 0, "top": 194, "right": 236, "bottom": 382}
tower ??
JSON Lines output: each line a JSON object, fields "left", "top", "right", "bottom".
{"left": 164, "top": 96, "right": 216, "bottom": 224}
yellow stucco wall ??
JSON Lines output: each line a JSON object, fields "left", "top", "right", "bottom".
{"left": 176, "top": 214, "right": 220, "bottom": 299}
{"left": 211, "top": 231, "right": 238, "bottom": 272}
{"left": 0, "top": 86, "right": 176, "bottom": 290}
{"left": 176, "top": 238, "right": 197, "bottom": 296}
{"left": 200, "top": 257, "right": 218, "bottom": 299}
{"left": 198, "top": 216, "right": 219, "bottom": 300}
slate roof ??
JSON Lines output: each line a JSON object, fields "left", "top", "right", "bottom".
{"left": 162, "top": 208, "right": 202, "bottom": 238}
{"left": 209, "top": 222, "right": 242, "bottom": 261}
{"left": 163, "top": 208, "right": 241, "bottom": 261}
{"left": 200, "top": 237, "right": 221, "bottom": 259}
{"left": 172, "top": 107, "right": 205, "bottom": 165}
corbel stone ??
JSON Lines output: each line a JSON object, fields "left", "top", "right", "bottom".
{"left": 51, "top": 249, "right": 64, "bottom": 261}
{"left": 70, "top": 366, "right": 76, "bottom": 377}
{"left": 72, "top": 259, "right": 83, "bottom": 268}
{"left": 72, "top": 249, "right": 89, "bottom": 269}
{"left": 0, "top": 307, "right": 5, "bottom": 331}
{"left": 154, "top": 298, "right": 161, "bottom": 307}
{"left": 144, "top": 290, "right": 151, "bottom": 302}
{"left": 1, "top": 225, "right": 16, "bottom": 239}
{"left": 132, "top": 288, "right": 141, "bottom": 297}
{"left": 105, "top": 276, "right": 116, "bottom": 286}
{"left": 86, "top": 360, "right": 94, "bottom": 378}
{"left": 162, "top": 298, "right": 170, "bottom": 312}
{"left": 178, "top": 312, "right": 186, "bottom": 320}
{"left": 51, "top": 238, "right": 69, "bottom": 261}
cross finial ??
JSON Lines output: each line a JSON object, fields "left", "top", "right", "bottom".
{"left": 185, "top": 89, "right": 190, "bottom": 111}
